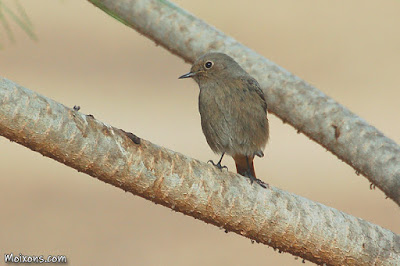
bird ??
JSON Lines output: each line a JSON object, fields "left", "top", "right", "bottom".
{"left": 179, "top": 52, "right": 269, "bottom": 188}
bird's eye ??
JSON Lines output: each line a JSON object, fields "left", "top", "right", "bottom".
{"left": 205, "top": 61, "right": 213, "bottom": 69}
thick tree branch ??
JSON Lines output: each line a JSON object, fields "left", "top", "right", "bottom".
{"left": 87, "top": 0, "right": 400, "bottom": 207}
{"left": 1, "top": 78, "right": 400, "bottom": 265}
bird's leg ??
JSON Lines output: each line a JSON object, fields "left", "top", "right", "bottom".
{"left": 244, "top": 156, "right": 269, "bottom": 189}
{"left": 243, "top": 156, "right": 256, "bottom": 184}
{"left": 208, "top": 152, "right": 228, "bottom": 171}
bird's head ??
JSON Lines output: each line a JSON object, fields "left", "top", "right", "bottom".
{"left": 179, "top": 52, "right": 244, "bottom": 84}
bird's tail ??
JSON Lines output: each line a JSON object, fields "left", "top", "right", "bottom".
{"left": 233, "top": 154, "right": 256, "bottom": 177}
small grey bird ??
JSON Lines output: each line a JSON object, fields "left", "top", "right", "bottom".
{"left": 179, "top": 52, "right": 269, "bottom": 188}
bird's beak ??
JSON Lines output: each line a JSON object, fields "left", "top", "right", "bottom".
{"left": 178, "top": 72, "right": 196, "bottom": 79}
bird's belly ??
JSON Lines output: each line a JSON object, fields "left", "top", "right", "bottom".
{"left": 200, "top": 109, "right": 233, "bottom": 154}
{"left": 199, "top": 102, "right": 268, "bottom": 157}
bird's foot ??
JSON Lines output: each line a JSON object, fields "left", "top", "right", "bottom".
{"left": 243, "top": 171, "right": 269, "bottom": 189}
{"left": 208, "top": 160, "right": 228, "bottom": 171}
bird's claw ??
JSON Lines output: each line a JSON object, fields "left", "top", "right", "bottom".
{"left": 244, "top": 171, "right": 269, "bottom": 189}
{"left": 208, "top": 160, "right": 228, "bottom": 171}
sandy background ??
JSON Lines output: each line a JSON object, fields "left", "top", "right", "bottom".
{"left": 1, "top": 0, "right": 399, "bottom": 265}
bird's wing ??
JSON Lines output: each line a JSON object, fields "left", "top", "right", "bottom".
{"left": 240, "top": 76, "right": 268, "bottom": 113}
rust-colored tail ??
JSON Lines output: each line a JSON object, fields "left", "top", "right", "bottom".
{"left": 233, "top": 154, "right": 256, "bottom": 177}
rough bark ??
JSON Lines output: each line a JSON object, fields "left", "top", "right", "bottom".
{"left": 1, "top": 77, "right": 400, "bottom": 265}
{"left": 87, "top": 0, "right": 400, "bottom": 207}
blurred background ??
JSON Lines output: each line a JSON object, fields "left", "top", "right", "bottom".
{"left": 1, "top": 0, "right": 399, "bottom": 265}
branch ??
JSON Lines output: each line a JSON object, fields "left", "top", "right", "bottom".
{"left": 87, "top": 0, "right": 400, "bottom": 207}
{"left": 1, "top": 77, "right": 399, "bottom": 265}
